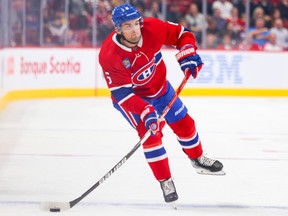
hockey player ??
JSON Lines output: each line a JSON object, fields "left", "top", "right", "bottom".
{"left": 98, "top": 3, "right": 224, "bottom": 204}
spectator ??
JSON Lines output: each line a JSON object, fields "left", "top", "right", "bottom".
{"left": 218, "top": 33, "right": 239, "bottom": 50}
{"left": 271, "top": 7, "right": 282, "bottom": 22}
{"left": 225, "top": 22, "right": 244, "bottom": 47}
{"left": 212, "top": 0, "right": 233, "bottom": 19}
{"left": 206, "top": 17, "right": 221, "bottom": 48}
{"left": 4, "top": 0, "right": 288, "bottom": 49}
{"left": 110, "top": 0, "right": 125, "bottom": 8}
{"left": 25, "top": 0, "right": 41, "bottom": 45}
{"left": 11, "top": 22, "right": 23, "bottom": 47}
{"left": 206, "top": 32, "right": 219, "bottom": 49}
{"left": 278, "top": 0, "right": 288, "bottom": 21}
{"left": 234, "top": 0, "right": 262, "bottom": 22}
{"left": 10, "top": 0, "right": 24, "bottom": 46}
{"left": 234, "top": 0, "right": 248, "bottom": 21}
{"left": 227, "top": 7, "right": 245, "bottom": 43}
{"left": 66, "top": 29, "right": 81, "bottom": 47}
{"left": 144, "top": 1, "right": 164, "bottom": 20}
{"left": 130, "top": 0, "right": 145, "bottom": 9}
{"left": 250, "top": 6, "right": 272, "bottom": 28}
{"left": 263, "top": 33, "right": 283, "bottom": 51}
{"left": 256, "top": 0, "right": 274, "bottom": 22}
{"left": 69, "top": 0, "right": 91, "bottom": 30}
{"left": 212, "top": 8, "right": 228, "bottom": 37}
{"left": 45, "top": 0, "right": 65, "bottom": 15}
{"left": 270, "top": 18, "right": 288, "bottom": 49}
{"left": 97, "top": 12, "right": 114, "bottom": 45}
{"left": 43, "top": 22, "right": 54, "bottom": 46}
{"left": 166, "top": 2, "right": 182, "bottom": 23}
{"left": 48, "top": 14, "right": 68, "bottom": 45}
{"left": 239, "top": 36, "right": 262, "bottom": 51}
{"left": 133, "top": 1, "right": 146, "bottom": 17}
{"left": 185, "top": 3, "right": 206, "bottom": 44}
{"left": 226, "top": 7, "right": 245, "bottom": 34}
{"left": 178, "top": 17, "right": 189, "bottom": 28}
{"left": 96, "top": 0, "right": 111, "bottom": 25}
{"left": 249, "top": 0, "right": 261, "bottom": 17}
{"left": 248, "top": 17, "right": 270, "bottom": 48}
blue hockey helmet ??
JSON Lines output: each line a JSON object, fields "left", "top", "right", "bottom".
{"left": 112, "top": 3, "right": 142, "bottom": 30}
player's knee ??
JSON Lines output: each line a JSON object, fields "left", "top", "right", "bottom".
{"left": 169, "top": 114, "right": 196, "bottom": 138}
{"left": 142, "top": 130, "right": 163, "bottom": 148}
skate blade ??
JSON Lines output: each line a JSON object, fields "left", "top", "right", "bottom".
{"left": 170, "top": 201, "right": 178, "bottom": 210}
{"left": 196, "top": 169, "right": 226, "bottom": 176}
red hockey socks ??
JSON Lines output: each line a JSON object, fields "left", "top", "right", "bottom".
{"left": 169, "top": 114, "right": 203, "bottom": 159}
{"left": 143, "top": 142, "right": 171, "bottom": 181}
{"left": 137, "top": 121, "right": 171, "bottom": 181}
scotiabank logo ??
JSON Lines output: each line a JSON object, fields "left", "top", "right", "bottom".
{"left": 20, "top": 56, "right": 81, "bottom": 75}
{"left": 6, "top": 57, "right": 15, "bottom": 75}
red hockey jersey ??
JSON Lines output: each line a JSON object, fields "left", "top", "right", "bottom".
{"left": 99, "top": 17, "right": 196, "bottom": 115}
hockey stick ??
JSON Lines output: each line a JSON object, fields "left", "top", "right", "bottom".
{"left": 40, "top": 72, "right": 191, "bottom": 212}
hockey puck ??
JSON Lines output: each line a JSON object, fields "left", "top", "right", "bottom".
{"left": 50, "top": 208, "right": 61, "bottom": 212}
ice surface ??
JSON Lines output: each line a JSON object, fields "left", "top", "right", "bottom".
{"left": 0, "top": 97, "right": 288, "bottom": 216}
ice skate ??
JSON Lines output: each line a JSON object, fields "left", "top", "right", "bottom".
{"left": 159, "top": 177, "right": 178, "bottom": 206}
{"left": 191, "top": 155, "right": 225, "bottom": 175}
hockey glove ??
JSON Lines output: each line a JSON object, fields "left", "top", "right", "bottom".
{"left": 175, "top": 44, "right": 203, "bottom": 79}
{"left": 140, "top": 105, "right": 159, "bottom": 135}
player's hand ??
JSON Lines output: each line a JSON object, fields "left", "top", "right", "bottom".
{"left": 175, "top": 44, "right": 203, "bottom": 79}
{"left": 140, "top": 105, "right": 159, "bottom": 135}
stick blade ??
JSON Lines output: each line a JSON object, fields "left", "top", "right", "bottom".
{"left": 40, "top": 201, "right": 71, "bottom": 212}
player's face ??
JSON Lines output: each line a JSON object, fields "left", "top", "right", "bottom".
{"left": 118, "top": 18, "right": 141, "bottom": 46}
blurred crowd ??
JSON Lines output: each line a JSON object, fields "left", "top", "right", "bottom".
{"left": 6, "top": 0, "right": 288, "bottom": 51}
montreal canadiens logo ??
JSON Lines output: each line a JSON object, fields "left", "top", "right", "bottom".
{"left": 132, "top": 59, "right": 156, "bottom": 86}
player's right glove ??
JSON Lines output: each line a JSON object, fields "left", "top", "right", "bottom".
{"left": 175, "top": 44, "right": 203, "bottom": 79}
{"left": 140, "top": 105, "right": 159, "bottom": 135}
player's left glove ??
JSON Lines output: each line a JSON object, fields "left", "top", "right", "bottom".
{"left": 175, "top": 44, "right": 203, "bottom": 79}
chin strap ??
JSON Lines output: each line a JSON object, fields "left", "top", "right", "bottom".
{"left": 120, "top": 34, "right": 141, "bottom": 47}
